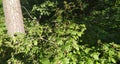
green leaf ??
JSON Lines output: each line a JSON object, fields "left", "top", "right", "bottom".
{"left": 41, "top": 58, "right": 50, "bottom": 64}
{"left": 86, "top": 58, "right": 94, "bottom": 64}
{"left": 108, "top": 49, "right": 115, "bottom": 56}
{"left": 62, "top": 58, "right": 69, "bottom": 64}
{"left": 72, "top": 40, "right": 79, "bottom": 50}
{"left": 33, "top": 40, "right": 38, "bottom": 45}
{"left": 111, "top": 58, "right": 116, "bottom": 63}
{"left": 84, "top": 48, "right": 91, "bottom": 53}
{"left": 117, "top": 52, "right": 120, "bottom": 59}
{"left": 91, "top": 52, "right": 100, "bottom": 60}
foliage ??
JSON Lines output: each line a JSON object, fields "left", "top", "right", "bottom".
{"left": 0, "top": 0, "right": 120, "bottom": 64}
{"left": 1, "top": 20, "right": 120, "bottom": 64}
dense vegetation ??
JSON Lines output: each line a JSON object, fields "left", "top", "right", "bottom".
{"left": 0, "top": 0, "right": 120, "bottom": 64}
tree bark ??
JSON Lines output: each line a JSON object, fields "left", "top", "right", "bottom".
{"left": 3, "top": 0, "right": 25, "bottom": 36}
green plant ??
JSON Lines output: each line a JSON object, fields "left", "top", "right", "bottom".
{"left": 0, "top": 0, "right": 120, "bottom": 64}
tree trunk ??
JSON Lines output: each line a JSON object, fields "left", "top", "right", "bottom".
{"left": 3, "top": 0, "right": 25, "bottom": 36}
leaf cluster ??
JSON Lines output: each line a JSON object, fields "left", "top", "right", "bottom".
{"left": 0, "top": 0, "right": 120, "bottom": 64}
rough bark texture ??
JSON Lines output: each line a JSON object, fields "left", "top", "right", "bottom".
{"left": 3, "top": 0, "right": 25, "bottom": 36}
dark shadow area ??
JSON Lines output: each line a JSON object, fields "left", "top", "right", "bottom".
{"left": 0, "top": 46, "right": 14, "bottom": 64}
{"left": 14, "top": 52, "right": 35, "bottom": 64}
{"left": 0, "top": 47, "right": 37, "bottom": 64}
{"left": 79, "top": 0, "right": 120, "bottom": 45}
{"left": 0, "top": 4, "right": 2, "bottom": 8}
{"left": 21, "top": 0, "right": 46, "bottom": 20}
{"left": 0, "top": 46, "right": 36, "bottom": 64}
